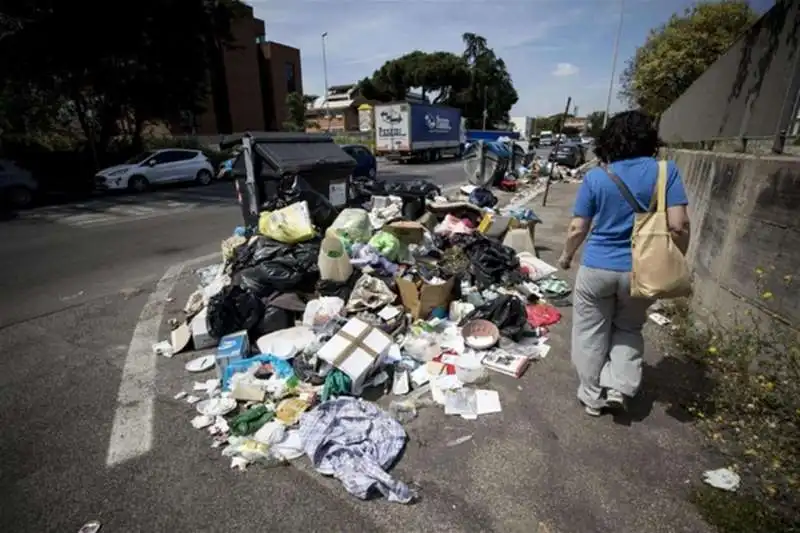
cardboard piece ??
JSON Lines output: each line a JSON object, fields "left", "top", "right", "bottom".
{"left": 170, "top": 323, "right": 192, "bottom": 353}
{"left": 318, "top": 317, "right": 393, "bottom": 391}
{"left": 215, "top": 330, "right": 250, "bottom": 379}
{"left": 189, "top": 308, "right": 215, "bottom": 350}
{"left": 383, "top": 220, "right": 425, "bottom": 244}
{"left": 395, "top": 275, "right": 455, "bottom": 320}
{"left": 478, "top": 214, "right": 513, "bottom": 238}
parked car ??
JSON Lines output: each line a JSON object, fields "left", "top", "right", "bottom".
{"left": 94, "top": 149, "right": 215, "bottom": 192}
{"left": 340, "top": 144, "right": 377, "bottom": 178}
{"left": 0, "top": 159, "right": 39, "bottom": 209}
{"left": 548, "top": 143, "right": 586, "bottom": 168}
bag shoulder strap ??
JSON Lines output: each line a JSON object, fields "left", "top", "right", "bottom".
{"left": 653, "top": 160, "right": 667, "bottom": 212}
{"left": 603, "top": 165, "right": 645, "bottom": 213}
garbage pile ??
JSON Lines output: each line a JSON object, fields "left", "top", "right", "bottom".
{"left": 155, "top": 175, "right": 572, "bottom": 504}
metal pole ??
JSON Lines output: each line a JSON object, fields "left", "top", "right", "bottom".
{"left": 321, "top": 32, "right": 330, "bottom": 130}
{"left": 603, "top": 0, "right": 625, "bottom": 128}
{"left": 541, "top": 96, "right": 572, "bottom": 207}
{"left": 482, "top": 89, "right": 488, "bottom": 130}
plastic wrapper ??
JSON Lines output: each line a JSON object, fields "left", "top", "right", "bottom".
{"left": 459, "top": 294, "right": 528, "bottom": 341}
{"left": 302, "top": 296, "right": 345, "bottom": 328}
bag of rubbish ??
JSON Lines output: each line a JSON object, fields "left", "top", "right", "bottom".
{"left": 459, "top": 294, "right": 528, "bottom": 341}
{"left": 376, "top": 179, "right": 441, "bottom": 199}
{"left": 258, "top": 201, "right": 315, "bottom": 243}
{"left": 263, "top": 174, "right": 338, "bottom": 231}
{"left": 328, "top": 208, "right": 372, "bottom": 248}
{"left": 206, "top": 285, "right": 265, "bottom": 339}
{"left": 253, "top": 305, "right": 293, "bottom": 337}
{"left": 235, "top": 238, "right": 321, "bottom": 296}
{"left": 316, "top": 272, "right": 360, "bottom": 301}
{"left": 368, "top": 231, "right": 401, "bottom": 261}
{"left": 468, "top": 187, "right": 498, "bottom": 208}
{"left": 464, "top": 237, "right": 523, "bottom": 288}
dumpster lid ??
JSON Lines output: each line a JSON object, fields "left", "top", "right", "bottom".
{"left": 220, "top": 132, "right": 356, "bottom": 174}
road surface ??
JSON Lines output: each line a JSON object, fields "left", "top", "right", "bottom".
{"left": 0, "top": 158, "right": 710, "bottom": 533}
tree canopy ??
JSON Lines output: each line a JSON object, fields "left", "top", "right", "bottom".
{"left": 619, "top": 0, "right": 758, "bottom": 116}
{"left": 0, "top": 0, "right": 243, "bottom": 155}
{"left": 358, "top": 33, "right": 518, "bottom": 129}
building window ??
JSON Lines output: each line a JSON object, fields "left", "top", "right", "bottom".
{"left": 285, "top": 61, "right": 296, "bottom": 93}
{"left": 256, "top": 36, "right": 265, "bottom": 44}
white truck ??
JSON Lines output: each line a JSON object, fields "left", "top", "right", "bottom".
{"left": 373, "top": 101, "right": 464, "bottom": 162}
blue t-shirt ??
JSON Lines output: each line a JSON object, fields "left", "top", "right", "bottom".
{"left": 573, "top": 157, "right": 689, "bottom": 272}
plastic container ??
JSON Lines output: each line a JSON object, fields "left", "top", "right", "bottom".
{"left": 318, "top": 236, "right": 353, "bottom": 282}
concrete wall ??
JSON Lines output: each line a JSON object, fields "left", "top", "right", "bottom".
{"left": 659, "top": 0, "right": 800, "bottom": 147}
{"left": 671, "top": 149, "right": 800, "bottom": 328}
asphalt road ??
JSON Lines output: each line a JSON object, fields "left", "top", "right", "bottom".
{"left": 0, "top": 162, "right": 713, "bottom": 533}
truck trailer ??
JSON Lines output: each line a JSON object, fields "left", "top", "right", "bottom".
{"left": 374, "top": 102, "right": 463, "bottom": 162}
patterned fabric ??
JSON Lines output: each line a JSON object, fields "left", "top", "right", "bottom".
{"left": 298, "top": 397, "right": 413, "bottom": 503}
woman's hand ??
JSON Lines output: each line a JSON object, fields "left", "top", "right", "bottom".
{"left": 558, "top": 253, "right": 572, "bottom": 270}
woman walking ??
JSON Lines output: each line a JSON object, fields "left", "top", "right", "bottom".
{"left": 557, "top": 110, "right": 691, "bottom": 416}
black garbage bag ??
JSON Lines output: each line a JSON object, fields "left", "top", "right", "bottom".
{"left": 316, "top": 271, "right": 361, "bottom": 301}
{"left": 206, "top": 285, "right": 265, "bottom": 339}
{"left": 463, "top": 237, "right": 523, "bottom": 288}
{"left": 459, "top": 294, "right": 528, "bottom": 341}
{"left": 252, "top": 305, "right": 293, "bottom": 338}
{"left": 374, "top": 179, "right": 441, "bottom": 199}
{"left": 262, "top": 174, "right": 338, "bottom": 230}
{"left": 234, "top": 238, "right": 321, "bottom": 297}
{"left": 468, "top": 187, "right": 498, "bottom": 208}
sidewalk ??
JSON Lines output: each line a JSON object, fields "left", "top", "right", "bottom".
{"left": 514, "top": 180, "right": 715, "bottom": 533}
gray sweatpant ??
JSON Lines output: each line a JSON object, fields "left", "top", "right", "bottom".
{"left": 571, "top": 266, "right": 652, "bottom": 409}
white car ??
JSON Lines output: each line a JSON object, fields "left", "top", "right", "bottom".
{"left": 0, "top": 159, "right": 39, "bottom": 209}
{"left": 94, "top": 149, "right": 215, "bottom": 192}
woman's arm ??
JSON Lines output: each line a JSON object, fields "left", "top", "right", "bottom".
{"left": 665, "top": 161, "right": 691, "bottom": 255}
{"left": 559, "top": 217, "right": 592, "bottom": 268}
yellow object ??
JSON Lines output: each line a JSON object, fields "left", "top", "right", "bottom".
{"left": 258, "top": 201, "right": 315, "bottom": 243}
{"left": 275, "top": 398, "right": 309, "bottom": 425}
{"left": 628, "top": 161, "right": 692, "bottom": 298}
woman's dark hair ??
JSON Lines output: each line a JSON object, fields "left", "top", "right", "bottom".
{"left": 594, "top": 110, "right": 659, "bottom": 163}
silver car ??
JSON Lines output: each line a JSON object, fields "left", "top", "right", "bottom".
{"left": 94, "top": 149, "right": 215, "bottom": 192}
{"left": 0, "top": 159, "right": 39, "bottom": 209}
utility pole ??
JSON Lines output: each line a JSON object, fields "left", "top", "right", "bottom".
{"left": 321, "top": 31, "right": 330, "bottom": 131}
{"left": 482, "top": 89, "right": 488, "bottom": 130}
{"left": 603, "top": 0, "right": 625, "bottom": 128}
{"left": 541, "top": 96, "right": 571, "bottom": 207}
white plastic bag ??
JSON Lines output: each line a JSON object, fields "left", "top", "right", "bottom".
{"left": 302, "top": 297, "right": 345, "bottom": 328}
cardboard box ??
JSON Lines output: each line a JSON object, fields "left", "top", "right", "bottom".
{"left": 396, "top": 275, "right": 455, "bottom": 320}
{"left": 189, "top": 308, "right": 215, "bottom": 350}
{"left": 215, "top": 330, "right": 250, "bottom": 379}
{"left": 318, "top": 317, "right": 393, "bottom": 392}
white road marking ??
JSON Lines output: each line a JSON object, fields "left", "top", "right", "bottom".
{"left": 105, "top": 251, "right": 221, "bottom": 467}
{"left": 23, "top": 200, "right": 199, "bottom": 228}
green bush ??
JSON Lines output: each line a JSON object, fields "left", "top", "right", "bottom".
{"left": 662, "top": 270, "right": 799, "bottom": 533}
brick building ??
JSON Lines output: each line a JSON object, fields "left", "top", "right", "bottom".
{"left": 177, "top": 5, "right": 303, "bottom": 135}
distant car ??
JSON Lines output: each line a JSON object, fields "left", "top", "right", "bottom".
{"left": 94, "top": 149, "right": 215, "bottom": 192}
{"left": 548, "top": 143, "right": 586, "bottom": 168}
{"left": 341, "top": 144, "right": 377, "bottom": 178}
{"left": 0, "top": 159, "right": 39, "bottom": 209}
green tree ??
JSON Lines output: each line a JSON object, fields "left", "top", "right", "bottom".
{"left": 358, "top": 33, "right": 517, "bottom": 129}
{"left": 620, "top": 0, "right": 757, "bottom": 116}
{"left": 283, "top": 93, "right": 318, "bottom": 131}
{"left": 586, "top": 111, "right": 606, "bottom": 138}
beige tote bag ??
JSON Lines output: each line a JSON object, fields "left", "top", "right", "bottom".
{"left": 605, "top": 161, "right": 692, "bottom": 299}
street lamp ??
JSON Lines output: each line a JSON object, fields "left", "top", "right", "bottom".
{"left": 321, "top": 31, "right": 330, "bottom": 130}
{"left": 603, "top": 0, "right": 625, "bottom": 128}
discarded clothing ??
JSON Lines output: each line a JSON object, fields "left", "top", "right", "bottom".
{"left": 298, "top": 397, "right": 413, "bottom": 503}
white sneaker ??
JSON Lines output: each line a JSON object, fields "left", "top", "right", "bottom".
{"left": 606, "top": 389, "right": 626, "bottom": 410}
{"left": 584, "top": 405, "right": 603, "bottom": 417}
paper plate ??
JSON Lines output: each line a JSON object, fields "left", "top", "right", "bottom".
{"left": 185, "top": 355, "right": 215, "bottom": 373}
{"left": 196, "top": 397, "right": 238, "bottom": 417}
{"left": 256, "top": 326, "right": 316, "bottom": 360}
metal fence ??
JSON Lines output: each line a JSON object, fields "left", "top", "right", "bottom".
{"left": 658, "top": 0, "right": 800, "bottom": 154}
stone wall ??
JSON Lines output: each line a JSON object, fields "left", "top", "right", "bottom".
{"left": 671, "top": 149, "right": 800, "bottom": 329}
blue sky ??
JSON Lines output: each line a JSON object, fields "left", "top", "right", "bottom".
{"left": 249, "top": 0, "right": 775, "bottom": 117}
